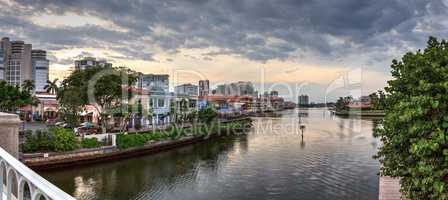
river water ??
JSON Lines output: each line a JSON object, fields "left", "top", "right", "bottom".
{"left": 40, "top": 108, "right": 380, "bottom": 200}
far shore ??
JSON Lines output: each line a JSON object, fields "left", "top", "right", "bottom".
{"left": 334, "top": 110, "right": 385, "bottom": 117}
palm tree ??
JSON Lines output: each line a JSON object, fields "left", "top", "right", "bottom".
{"left": 44, "top": 79, "right": 59, "bottom": 95}
{"left": 21, "top": 80, "right": 35, "bottom": 93}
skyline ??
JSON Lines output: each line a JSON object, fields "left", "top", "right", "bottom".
{"left": 1, "top": 0, "right": 447, "bottom": 102}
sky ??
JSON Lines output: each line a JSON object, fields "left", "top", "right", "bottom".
{"left": 1, "top": 0, "right": 447, "bottom": 102}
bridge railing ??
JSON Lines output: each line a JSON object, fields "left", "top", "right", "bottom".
{"left": 0, "top": 146, "right": 76, "bottom": 200}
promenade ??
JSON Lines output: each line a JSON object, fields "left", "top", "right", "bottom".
{"left": 379, "top": 176, "right": 402, "bottom": 200}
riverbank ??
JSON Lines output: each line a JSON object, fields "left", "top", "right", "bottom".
{"left": 334, "top": 110, "right": 385, "bottom": 117}
{"left": 22, "top": 118, "right": 252, "bottom": 170}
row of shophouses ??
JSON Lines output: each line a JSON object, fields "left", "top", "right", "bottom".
{"left": 23, "top": 79, "right": 291, "bottom": 130}
{"left": 25, "top": 91, "right": 288, "bottom": 128}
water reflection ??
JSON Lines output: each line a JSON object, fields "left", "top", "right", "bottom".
{"left": 41, "top": 108, "right": 380, "bottom": 200}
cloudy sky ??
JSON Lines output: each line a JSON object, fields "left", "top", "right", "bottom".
{"left": 1, "top": 0, "right": 447, "bottom": 102}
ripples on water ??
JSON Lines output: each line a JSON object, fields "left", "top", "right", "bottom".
{"left": 41, "top": 109, "right": 380, "bottom": 200}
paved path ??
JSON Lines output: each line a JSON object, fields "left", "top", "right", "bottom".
{"left": 379, "top": 176, "right": 402, "bottom": 200}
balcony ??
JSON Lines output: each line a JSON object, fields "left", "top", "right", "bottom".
{"left": 0, "top": 146, "right": 75, "bottom": 200}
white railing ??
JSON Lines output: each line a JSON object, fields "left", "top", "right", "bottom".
{"left": 0, "top": 147, "right": 76, "bottom": 200}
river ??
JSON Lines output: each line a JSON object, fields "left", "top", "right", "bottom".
{"left": 40, "top": 108, "right": 380, "bottom": 200}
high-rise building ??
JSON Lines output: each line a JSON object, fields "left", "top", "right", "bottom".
{"left": 141, "top": 74, "right": 169, "bottom": 93}
{"left": 0, "top": 37, "right": 33, "bottom": 87}
{"left": 215, "top": 81, "right": 256, "bottom": 96}
{"left": 74, "top": 57, "right": 112, "bottom": 70}
{"left": 0, "top": 37, "right": 50, "bottom": 91}
{"left": 31, "top": 50, "right": 49, "bottom": 92}
{"left": 298, "top": 95, "right": 309, "bottom": 107}
{"left": 264, "top": 90, "right": 279, "bottom": 97}
{"left": 198, "top": 80, "right": 209, "bottom": 96}
{"left": 0, "top": 39, "right": 5, "bottom": 81}
{"left": 175, "top": 83, "right": 198, "bottom": 96}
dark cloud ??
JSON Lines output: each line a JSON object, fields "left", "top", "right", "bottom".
{"left": 2, "top": 0, "right": 447, "bottom": 72}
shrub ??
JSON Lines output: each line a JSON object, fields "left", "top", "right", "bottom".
{"left": 21, "top": 127, "right": 78, "bottom": 153}
{"left": 134, "top": 123, "right": 142, "bottom": 130}
{"left": 115, "top": 119, "right": 252, "bottom": 149}
{"left": 166, "top": 125, "right": 184, "bottom": 139}
{"left": 81, "top": 138, "right": 101, "bottom": 149}
{"left": 198, "top": 107, "right": 217, "bottom": 124}
{"left": 51, "top": 127, "right": 78, "bottom": 152}
{"left": 116, "top": 133, "right": 147, "bottom": 149}
{"left": 21, "top": 129, "right": 54, "bottom": 153}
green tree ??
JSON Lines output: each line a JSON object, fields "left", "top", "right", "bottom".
{"left": 0, "top": 81, "right": 37, "bottom": 112}
{"left": 198, "top": 107, "right": 217, "bottom": 124}
{"left": 57, "top": 88, "right": 83, "bottom": 127}
{"left": 369, "top": 90, "right": 387, "bottom": 110}
{"left": 21, "top": 80, "right": 35, "bottom": 93}
{"left": 51, "top": 127, "right": 78, "bottom": 152}
{"left": 335, "top": 96, "right": 352, "bottom": 112}
{"left": 58, "top": 66, "right": 137, "bottom": 133}
{"left": 44, "top": 79, "right": 59, "bottom": 95}
{"left": 375, "top": 37, "right": 448, "bottom": 199}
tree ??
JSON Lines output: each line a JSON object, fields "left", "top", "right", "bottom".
{"left": 58, "top": 66, "right": 137, "bottom": 133}
{"left": 44, "top": 79, "right": 59, "bottom": 95}
{"left": 369, "top": 90, "right": 386, "bottom": 110}
{"left": 21, "top": 80, "right": 35, "bottom": 93}
{"left": 109, "top": 102, "right": 142, "bottom": 133}
{"left": 335, "top": 96, "right": 352, "bottom": 112}
{"left": 179, "top": 98, "right": 188, "bottom": 122}
{"left": 0, "top": 81, "right": 37, "bottom": 112}
{"left": 374, "top": 37, "right": 448, "bottom": 199}
{"left": 198, "top": 107, "right": 217, "bottom": 124}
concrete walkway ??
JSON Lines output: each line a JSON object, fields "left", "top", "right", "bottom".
{"left": 379, "top": 176, "right": 402, "bottom": 200}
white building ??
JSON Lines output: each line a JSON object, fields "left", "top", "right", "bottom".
{"left": 31, "top": 50, "right": 49, "bottom": 92}
{"left": 130, "top": 74, "right": 172, "bottom": 127}
{"left": 149, "top": 94, "right": 172, "bottom": 125}
{"left": 74, "top": 57, "right": 112, "bottom": 70}
{"left": 175, "top": 83, "right": 198, "bottom": 96}
{"left": 141, "top": 74, "right": 169, "bottom": 93}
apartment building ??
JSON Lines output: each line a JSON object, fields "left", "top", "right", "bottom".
{"left": 74, "top": 57, "right": 112, "bottom": 70}
{"left": 0, "top": 37, "right": 33, "bottom": 87}
{"left": 31, "top": 50, "right": 49, "bottom": 92}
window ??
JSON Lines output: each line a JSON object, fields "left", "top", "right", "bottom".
{"left": 149, "top": 98, "right": 154, "bottom": 107}
{"left": 158, "top": 99, "right": 165, "bottom": 108}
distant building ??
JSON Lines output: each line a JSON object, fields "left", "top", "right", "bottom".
{"left": 263, "top": 90, "right": 279, "bottom": 97}
{"left": 74, "top": 57, "right": 112, "bottom": 70}
{"left": 0, "top": 37, "right": 49, "bottom": 90}
{"left": 347, "top": 96, "right": 371, "bottom": 109}
{"left": 175, "top": 83, "right": 198, "bottom": 96}
{"left": 215, "top": 81, "right": 256, "bottom": 96}
{"left": 215, "top": 84, "right": 228, "bottom": 96}
{"left": 198, "top": 80, "right": 209, "bottom": 96}
{"left": 298, "top": 95, "right": 309, "bottom": 107}
{"left": 31, "top": 50, "right": 49, "bottom": 92}
{"left": 0, "top": 38, "right": 33, "bottom": 87}
{"left": 0, "top": 39, "right": 4, "bottom": 81}
{"left": 141, "top": 74, "right": 169, "bottom": 93}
